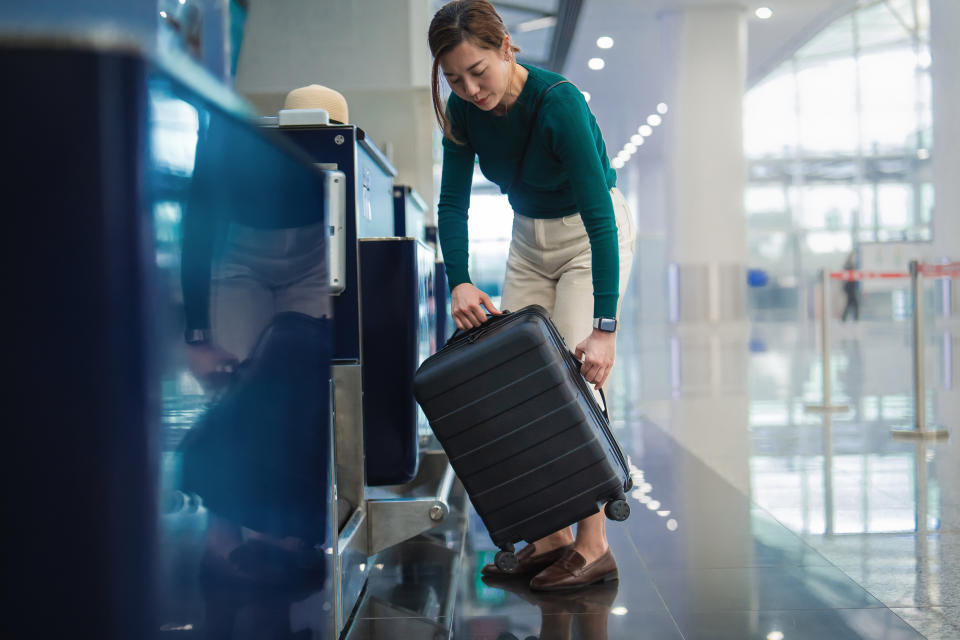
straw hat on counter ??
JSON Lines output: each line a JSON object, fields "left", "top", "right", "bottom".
{"left": 282, "top": 84, "right": 349, "bottom": 124}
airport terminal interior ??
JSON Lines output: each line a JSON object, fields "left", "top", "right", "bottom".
{"left": 5, "top": 0, "right": 960, "bottom": 638}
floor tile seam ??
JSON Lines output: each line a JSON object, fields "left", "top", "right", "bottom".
{"left": 662, "top": 605, "right": 895, "bottom": 613}
{"left": 636, "top": 418, "right": 904, "bottom": 616}
{"left": 509, "top": 610, "right": 665, "bottom": 618}
{"left": 621, "top": 525, "right": 692, "bottom": 640}
{"left": 640, "top": 418, "right": 839, "bottom": 560}
{"left": 641, "top": 561, "right": 850, "bottom": 571}
{"left": 882, "top": 607, "right": 942, "bottom": 639}
{"left": 354, "top": 615, "right": 452, "bottom": 621}
{"left": 747, "top": 518, "right": 910, "bottom": 611}
{"left": 865, "top": 600, "right": 951, "bottom": 609}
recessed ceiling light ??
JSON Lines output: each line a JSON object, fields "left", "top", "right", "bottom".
{"left": 588, "top": 57, "right": 605, "bottom": 70}
{"left": 515, "top": 16, "right": 558, "bottom": 33}
{"left": 596, "top": 36, "right": 614, "bottom": 49}
{"left": 657, "top": 102, "right": 668, "bottom": 114}
{"left": 630, "top": 134, "right": 642, "bottom": 145}
{"left": 625, "top": 143, "right": 637, "bottom": 153}
{"left": 612, "top": 158, "right": 625, "bottom": 169}
{"left": 582, "top": 91, "right": 591, "bottom": 103}
{"left": 638, "top": 125, "right": 653, "bottom": 136}
{"left": 756, "top": 7, "right": 773, "bottom": 19}
{"left": 647, "top": 114, "right": 662, "bottom": 126}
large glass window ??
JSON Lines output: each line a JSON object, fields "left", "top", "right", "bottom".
{"left": 744, "top": 0, "right": 932, "bottom": 318}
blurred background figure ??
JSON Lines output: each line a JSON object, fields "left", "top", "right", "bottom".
{"left": 841, "top": 250, "right": 859, "bottom": 322}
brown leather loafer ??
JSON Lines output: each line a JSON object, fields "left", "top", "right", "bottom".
{"left": 481, "top": 543, "right": 573, "bottom": 577}
{"left": 529, "top": 548, "right": 618, "bottom": 592}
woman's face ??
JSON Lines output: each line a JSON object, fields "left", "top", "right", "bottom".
{"left": 439, "top": 38, "right": 511, "bottom": 111}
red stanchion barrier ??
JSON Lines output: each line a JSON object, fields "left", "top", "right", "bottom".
{"left": 891, "top": 260, "right": 950, "bottom": 440}
{"left": 828, "top": 270, "right": 909, "bottom": 281}
{"left": 919, "top": 262, "right": 960, "bottom": 279}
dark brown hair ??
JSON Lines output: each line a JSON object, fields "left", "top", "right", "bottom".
{"left": 428, "top": 0, "right": 520, "bottom": 143}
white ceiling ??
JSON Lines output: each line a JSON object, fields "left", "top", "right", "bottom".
{"left": 552, "top": 0, "right": 859, "bottom": 158}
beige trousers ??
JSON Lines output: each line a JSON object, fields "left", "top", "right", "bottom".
{"left": 501, "top": 187, "right": 636, "bottom": 377}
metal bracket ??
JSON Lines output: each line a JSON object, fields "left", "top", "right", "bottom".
{"left": 366, "top": 458, "right": 456, "bottom": 555}
{"left": 333, "top": 364, "right": 365, "bottom": 528}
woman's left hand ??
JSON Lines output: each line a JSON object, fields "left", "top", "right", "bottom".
{"left": 575, "top": 329, "right": 617, "bottom": 390}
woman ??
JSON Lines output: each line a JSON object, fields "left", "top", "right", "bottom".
{"left": 429, "top": 0, "right": 635, "bottom": 591}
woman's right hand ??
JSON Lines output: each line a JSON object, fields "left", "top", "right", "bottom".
{"left": 451, "top": 283, "right": 501, "bottom": 330}
{"left": 187, "top": 343, "right": 239, "bottom": 389}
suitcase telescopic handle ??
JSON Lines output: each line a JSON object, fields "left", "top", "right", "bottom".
{"left": 570, "top": 350, "right": 610, "bottom": 421}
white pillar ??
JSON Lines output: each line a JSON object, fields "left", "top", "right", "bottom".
{"left": 930, "top": 0, "right": 960, "bottom": 261}
{"left": 654, "top": 6, "right": 752, "bottom": 502}
{"left": 659, "top": 5, "right": 748, "bottom": 324}
{"left": 235, "top": 0, "right": 435, "bottom": 212}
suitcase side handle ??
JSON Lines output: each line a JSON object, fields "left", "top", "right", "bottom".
{"left": 569, "top": 350, "right": 610, "bottom": 421}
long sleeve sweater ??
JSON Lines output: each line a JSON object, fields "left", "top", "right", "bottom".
{"left": 436, "top": 63, "right": 620, "bottom": 317}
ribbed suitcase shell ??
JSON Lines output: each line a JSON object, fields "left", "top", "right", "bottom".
{"left": 413, "top": 305, "right": 631, "bottom": 550}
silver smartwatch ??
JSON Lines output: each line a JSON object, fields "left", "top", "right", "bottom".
{"left": 592, "top": 317, "right": 617, "bottom": 333}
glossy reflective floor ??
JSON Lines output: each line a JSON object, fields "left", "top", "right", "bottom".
{"left": 159, "top": 296, "right": 959, "bottom": 638}
{"left": 342, "top": 311, "right": 958, "bottom": 639}
{"left": 603, "top": 313, "right": 960, "bottom": 640}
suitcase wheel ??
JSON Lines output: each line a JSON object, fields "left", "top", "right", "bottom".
{"left": 604, "top": 499, "right": 631, "bottom": 522}
{"left": 494, "top": 550, "right": 519, "bottom": 573}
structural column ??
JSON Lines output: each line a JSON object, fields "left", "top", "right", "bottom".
{"left": 659, "top": 4, "right": 748, "bottom": 324}
{"left": 929, "top": 0, "right": 959, "bottom": 324}
{"left": 930, "top": 0, "right": 960, "bottom": 262}
{"left": 653, "top": 5, "right": 752, "bottom": 499}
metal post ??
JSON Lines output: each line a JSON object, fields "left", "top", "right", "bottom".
{"left": 806, "top": 269, "right": 850, "bottom": 413}
{"left": 893, "top": 260, "right": 949, "bottom": 439}
{"left": 822, "top": 414, "right": 835, "bottom": 536}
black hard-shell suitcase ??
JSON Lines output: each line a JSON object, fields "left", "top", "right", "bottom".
{"left": 412, "top": 305, "right": 632, "bottom": 572}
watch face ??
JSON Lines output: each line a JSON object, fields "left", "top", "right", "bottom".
{"left": 595, "top": 318, "right": 617, "bottom": 332}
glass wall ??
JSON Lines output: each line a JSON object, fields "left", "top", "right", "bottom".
{"left": 744, "top": 0, "right": 932, "bottom": 320}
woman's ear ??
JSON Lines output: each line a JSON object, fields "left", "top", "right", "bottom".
{"left": 502, "top": 35, "right": 512, "bottom": 60}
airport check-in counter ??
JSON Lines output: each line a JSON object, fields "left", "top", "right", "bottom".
{"left": 264, "top": 114, "right": 456, "bottom": 635}
{"left": 426, "top": 223, "right": 456, "bottom": 361}
{"left": 393, "top": 184, "right": 428, "bottom": 242}
{"left": 7, "top": 35, "right": 456, "bottom": 637}
{"left": 7, "top": 39, "right": 341, "bottom": 637}
{"left": 393, "top": 185, "right": 450, "bottom": 450}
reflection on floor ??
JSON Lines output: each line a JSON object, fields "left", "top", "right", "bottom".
{"left": 620, "top": 318, "right": 960, "bottom": 640}
{"left": 449, "top": 419, "right": 924, "bottom": 639}
{"left": 158, "top": 313, "right": 959, "bottom": 639}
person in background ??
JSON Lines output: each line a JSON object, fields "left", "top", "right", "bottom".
{"left": 841, "top": 250, "right": 859, "bottom": 322}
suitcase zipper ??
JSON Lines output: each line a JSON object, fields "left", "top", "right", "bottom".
{"left": 537, "top": 317, "right": 632, "bottom": 480}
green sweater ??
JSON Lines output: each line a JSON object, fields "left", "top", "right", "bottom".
{"left": 437, "top": 64, "right": 620, "bottom": 318}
